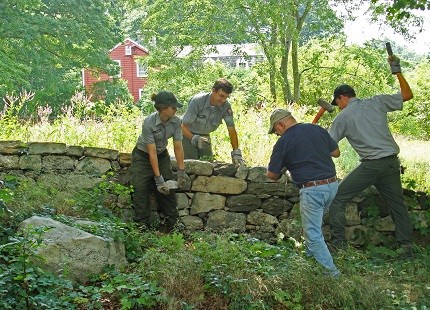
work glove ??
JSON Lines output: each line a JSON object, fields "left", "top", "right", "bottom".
{"left": 231, "top": 149, "right": 245, "bottom": 166}
{"left": 191, "top": 135, "right": 210, "bottom": 149}
{"left": 388, "top": 55, "right": 401, "bottom": 74}
{"left": 177, "top": 169, "right": 188, "bottom": 188}
{"left": 154, "top": 175, "right": 170, "bottom": 195}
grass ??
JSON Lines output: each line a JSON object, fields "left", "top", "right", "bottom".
{"left": 1, "top": 98, "right": 429, "bottom": 308}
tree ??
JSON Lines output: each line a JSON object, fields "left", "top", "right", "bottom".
{"left": 137, "top": 0, "right": 342, "bottom": 105}
{"left": 0, "top": 0, "right": 124, "bottom": 112}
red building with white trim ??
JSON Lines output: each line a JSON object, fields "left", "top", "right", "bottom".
{"left": 82, "top": 38, "right": 149, "bottom": 103}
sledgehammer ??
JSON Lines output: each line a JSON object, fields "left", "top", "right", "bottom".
{"left": 312, "top": 98, "right": 335, "bottom": 124}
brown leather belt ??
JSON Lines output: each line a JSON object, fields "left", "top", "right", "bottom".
{"left": 299, "top": 176, "right": 338, "bottom": 189}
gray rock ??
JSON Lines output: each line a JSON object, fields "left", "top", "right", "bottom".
{"left": 226, "top": 194, "right": 261, "bottom": 212}
{"left": 19, "top": 216, "right": 127, "bottom": 283}
{"left": 28, "top": 142, "right": 67, "bottom": 155}
{"left": 75, "top": 157, "right": 111, "bottom": 175}
{"left": 190, "top": 192, "right": 225, "bottom": 215}
{"left": 192, "top": 176, "right": 247, "bottom": 194}
{"left": 206, "top": 210, "right": 246, "bottom": 232}
{"left": 181, "top": 215, "right": 204, "bottom": 230}
{"left": 84, "top": 147, "right": 119, "bottom": 160}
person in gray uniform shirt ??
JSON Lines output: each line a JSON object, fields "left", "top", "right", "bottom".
{"left": 130, "top": 91, "right": 188, "bottom": 231}
{"left": 181, "top": 78, "right": 245, "bottom": 165}
{"left": 328, "top": 53, "right": 414, "bottom": 258}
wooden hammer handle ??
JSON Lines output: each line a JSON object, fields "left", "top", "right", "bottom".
{"left": 312, "top": 107, "right": 326, "bottom": 124}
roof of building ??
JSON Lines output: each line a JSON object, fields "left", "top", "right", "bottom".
{"left": 177, "top": 43, "right": 263, "bottom": 58}
{"left": 110, "top": 38, "right": 149, "bottom": 54}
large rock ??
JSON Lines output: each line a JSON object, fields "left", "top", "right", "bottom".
{"left": 0, "top": 140, "right": 27, "bottom": 155}
{"left": 189, "top": 192, "right": 226, "bottom": 215}
{"left": 28, "top": 142, "right": 67, "bottom": 155}
{"left": 171, "top": 159, "right": 213, "bottom": 176}
{"left": 19, "top": 216, "right": 127, "bottom": 283}
{"left": 191, "top": 176, "right": 247, "bottom": 194}
{"left": 206, "top": 210, "right": 246, "bottom": 232}
{"left": 247, "top": 166, "right": 273, "bottom": 183}
{"left": 0, "top": 155, "right": 20, "bottom": 169}
{"left": 246, "top": 182, "right": 298, "bottom": 197}
{"left": 226, "top": 194, "right": 261, "bottom": 212}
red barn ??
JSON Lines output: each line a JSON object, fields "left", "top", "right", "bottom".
{"left": 82, "top": 38, "right": 149, "bottom": 103}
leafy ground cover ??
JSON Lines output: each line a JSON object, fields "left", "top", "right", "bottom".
{"left": 0, "top": 174, "right": 429, "bottom": 309}
{"left": 1, "top": 222, "right": 429, "bottom": 310}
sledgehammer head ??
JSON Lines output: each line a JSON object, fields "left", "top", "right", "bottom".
{"left": 317, "top": 98, "right": 334, "bottom": 113}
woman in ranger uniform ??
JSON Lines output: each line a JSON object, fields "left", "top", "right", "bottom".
{"left": 130, "top": 90, "right": 188, "bottom": 231}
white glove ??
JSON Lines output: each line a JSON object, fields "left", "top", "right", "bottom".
{"left": 231, "top": 149, "right": 245, "bottom": 166}
{"left": 177, "top": 169, "right": 188, "bottom": 188}
{"left": 191, "top": 135, "right": 210, "bottom": 149}
{"left": 154, "top": 175, "right": 170, "bottom": 195}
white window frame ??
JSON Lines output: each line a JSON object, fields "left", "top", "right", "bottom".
{"left": 137, "top": 62, "right": 148, "bottom": 77}
{"left": 125, "top": 45, "right": 132, "bottom": 55}
{"left": 138, "top": 88, "right": 144, "bottom": 100}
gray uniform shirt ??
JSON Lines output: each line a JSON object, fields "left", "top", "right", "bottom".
{"left": 136, "top": 112, "right": 182, "bottom": 154}
{"left": 181, "top": 92, "right": 235, "bottom": 135}
{"left": 329, "top": 93, "right": 403, "bottom": 160}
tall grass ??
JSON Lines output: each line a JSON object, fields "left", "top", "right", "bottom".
{"left": 1, "top": 98, "right": 429, "bottom": 191}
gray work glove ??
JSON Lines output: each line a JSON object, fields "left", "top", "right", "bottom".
{"left": 191, "top": 134, "right": 210, "bottom": 149}
{"left": 177, "top": 169, "right": 188, "bottom": 188}
{"left": 231, "top": 149, "right": 245, "bottom": 166}
{"left": 154, "top": 175, "right": 170, "bottom": 195}
{"left": 388, "top": 55, "right": 401, "bottom": 74}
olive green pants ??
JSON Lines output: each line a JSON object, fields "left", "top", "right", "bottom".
{"left": 329, "top": 157, "right": 412, "bottom": 245}
{"left": 182, "top": 136, "right": 213, "bottom": 160}
{"left": 130, "top": 147, "right": 178, "bottom": 227}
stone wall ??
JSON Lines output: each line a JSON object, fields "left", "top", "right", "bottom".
{"left": 1, "top": 140, "right": 428, "bottom": 245}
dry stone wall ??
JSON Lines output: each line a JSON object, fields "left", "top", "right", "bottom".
{"left": 1, "top": 141, "right": 428, "bottom": 245}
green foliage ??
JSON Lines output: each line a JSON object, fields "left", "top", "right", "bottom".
{"left": 91, "top": 79, "right": 134, "bottom": 106}
{"left": 369, "top": 0, "right": 428, "bottom": 38}
{"left": 0, "top": 0, "right": 123, "bottom": 109}
{"left": 138, "top": 0, "right": 344, "bottom": 103}
{"left": 410, "top": 210, "right": 430, "bottom": 236}
{"left": 0, "top": 226, "right": 78, "bottom": 309}
{"left": 84, "top": 267, "right": 162, "bottom": 309}
{"left": 0, "top": 213, "right": 429, "bottom": 309}
{"left": 0, "top": 90, "right": 35, "bottom": 139}
{"left": 391, "top": 58, "right": 430, "bottom": 139}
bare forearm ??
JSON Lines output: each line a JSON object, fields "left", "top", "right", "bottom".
{"left": 396, "top": 73, "right": 413, "bottom": 102}
{"left": 181, "top": 123, "right": 194, "bottom": 140}
{"left": 173, "top": 141, "right": 185, "bottom": 170}
{"left": 227, "top": 126, "right": 239, "bottom": 150}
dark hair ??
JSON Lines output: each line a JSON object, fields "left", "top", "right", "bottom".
{"left": 213, "top": 78, "right": 233, "bottom": 94}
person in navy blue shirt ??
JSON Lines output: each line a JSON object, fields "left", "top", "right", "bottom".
{"left": 267, "top": 109, "right": 341, "bottom": 277}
